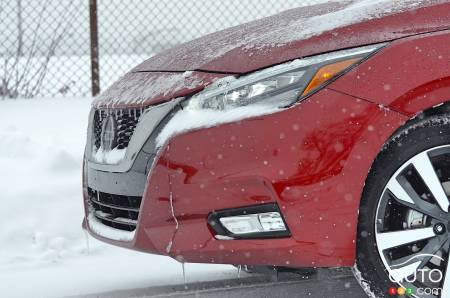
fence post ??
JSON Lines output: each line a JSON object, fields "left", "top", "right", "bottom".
{"left": 89, "top": 0, "right": 100, "bottom": 96}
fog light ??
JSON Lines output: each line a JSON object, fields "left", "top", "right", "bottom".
{"left": 258, "top": 212, "right": 286, "bottom": 231}
{"left": 219, "top": 212, "right": 286, "bottom": 235}
{"left": 208, "top": 203, "right": 291, "bottom": 239}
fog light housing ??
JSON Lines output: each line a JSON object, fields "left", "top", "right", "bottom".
{"left": 219, "top": 212, "right": 286, "bottom": 234}
{"left": 208, "top": 203, "right": 290, "bottom": 239}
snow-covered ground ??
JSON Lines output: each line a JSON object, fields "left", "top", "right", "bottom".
{"left": 0, "top": 98, "right": 236, "bottom": 298}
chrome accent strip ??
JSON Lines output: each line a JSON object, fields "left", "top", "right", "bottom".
{"left": 90, "top": 197, "right": 140, "bottom": 212}
{"left": 94, "top": 210, "right": 138, "bottom": 226}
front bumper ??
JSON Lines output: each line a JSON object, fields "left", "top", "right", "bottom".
{"left": 83, "top": 88, "right": 407, "bottom": 266}
{"left": 83, "top": 98, "right": 181, "bottom": 254}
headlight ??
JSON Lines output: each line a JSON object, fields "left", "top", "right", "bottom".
{"left": 156, "top": 43, "right": 387, "bottom": 147}
{"left": 189, "top": 43, "right": 386, "bottom": 110}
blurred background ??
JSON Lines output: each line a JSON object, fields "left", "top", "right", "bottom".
{"left": 0, "top": 0, "right": 316, "bottom": 99}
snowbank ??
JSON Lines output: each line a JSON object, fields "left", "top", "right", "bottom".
{"left": 0, "top": 98, "right": 235, "bottom": 298}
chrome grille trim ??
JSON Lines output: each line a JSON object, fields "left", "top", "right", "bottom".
{"left": 93, "top": 108, "right": 145, "bottom": 150}
{"left": 86, "top": 98, "right": 182, "bottom": 172}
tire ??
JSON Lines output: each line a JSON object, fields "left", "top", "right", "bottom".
{"left": 356, "top": 113, "right": 450, "bottom": 298}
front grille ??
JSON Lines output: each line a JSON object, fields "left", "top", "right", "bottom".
{"left": 88, "top": 187, "right": 142, "bottom": 231}
{"left": 93, "top": 108, "right": 144, "bottom": 150}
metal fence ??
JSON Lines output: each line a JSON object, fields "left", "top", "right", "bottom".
{"left": 0, "top": 0, "right": 317, "bottom": 99}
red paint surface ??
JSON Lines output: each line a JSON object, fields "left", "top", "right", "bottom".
{"left": 134, "top": 2, "right": 450, "bottom": 74}
{"left": 163, "top": 89, "right": 406, "bottom": 266}
{"left": 330, "top": 30, "right": 450, "bottom": 116}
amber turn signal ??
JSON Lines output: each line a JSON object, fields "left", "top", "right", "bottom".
{"left": 302, "top": 58, "right": 361, "bottom": 96}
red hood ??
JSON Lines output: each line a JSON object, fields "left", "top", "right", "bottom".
{"left": 133, "top": 0, "right": 450, "bottom": 74}
{"left": 94, "top": 0, "right": 450, "bottom": 108}
{"left": 92, "top": 71, "right": 227, "bottom": 108}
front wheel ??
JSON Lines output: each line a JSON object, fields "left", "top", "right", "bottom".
{"left": 356, "top": 114, "right": 450, "bottom": 298}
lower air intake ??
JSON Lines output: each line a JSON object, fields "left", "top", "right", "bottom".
{"left": 88, "top": 187, "right": 141, "bottom": 231}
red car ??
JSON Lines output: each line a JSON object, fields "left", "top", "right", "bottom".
{"left": 83, "top": 1, "right": 450, "bottom": 297}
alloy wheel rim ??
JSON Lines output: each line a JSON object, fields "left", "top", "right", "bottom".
{"left": 375, "top": 145, "right": 450, "bottom": 297}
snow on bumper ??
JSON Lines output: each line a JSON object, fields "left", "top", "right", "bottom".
{"left": 87, "top": 211, "right": 136, "bottom": 242}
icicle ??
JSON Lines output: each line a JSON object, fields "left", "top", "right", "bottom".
{"left": 169, "top": 191, "right": 179, "bottom": 230}
{"left": 165, "top": 146, "right": 180, "bottom": 255}
{"left": 182, "top": 262, "right": 187, "bottom": 288}
{"left": 83, "top": 229, "right": 90, "bottom": 255}
{"left": 237, "top": 265, "right": 242, "bottom": 278}
{"left": 165, "top": 240, "right": 173, "bottom": 254}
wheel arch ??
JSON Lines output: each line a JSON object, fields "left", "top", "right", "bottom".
{"left": 353, "top": 102, "right": 450, "bottom": 297}
{"left": 355, "top": 96, "right": 450, "bottom": 257}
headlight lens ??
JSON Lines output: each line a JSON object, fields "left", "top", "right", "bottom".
{"left": 189, "top": 43, "right": 386, "bottom": 110}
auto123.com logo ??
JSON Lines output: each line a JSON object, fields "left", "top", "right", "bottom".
{"left": 387, "top": 253, "right": 444, "bottom": 296}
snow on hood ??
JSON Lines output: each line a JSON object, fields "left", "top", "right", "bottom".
{"left": 92, "top": 71, "right": 227, "bottom": 108}
{"left": 133, "top": 0, "right": 449, "bottom": 73}
{"left": 156, "top": 102, "right": 282, "bottom": 148}
{"left": 94, "top": 0, "right": 449, "bottom": 108}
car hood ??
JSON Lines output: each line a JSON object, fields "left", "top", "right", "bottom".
{"left": 94, "top": 0, "right": 450, "bottom": 108}
{"left": 132, "top": 0, "right": 450, "bottom": 74}
{"left": 92, "top": 71, "right": 228, "bottom": 108}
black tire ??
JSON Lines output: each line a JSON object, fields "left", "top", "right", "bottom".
{"left": 355, "top": 113, "right": 450, "bottom": 298}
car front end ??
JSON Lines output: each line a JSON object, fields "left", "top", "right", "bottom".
{"left": 82, "top": 42, "right": 394, "bottom": 265}
{"left": 82, "top": 0, "right": 450, "bottom": 273}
